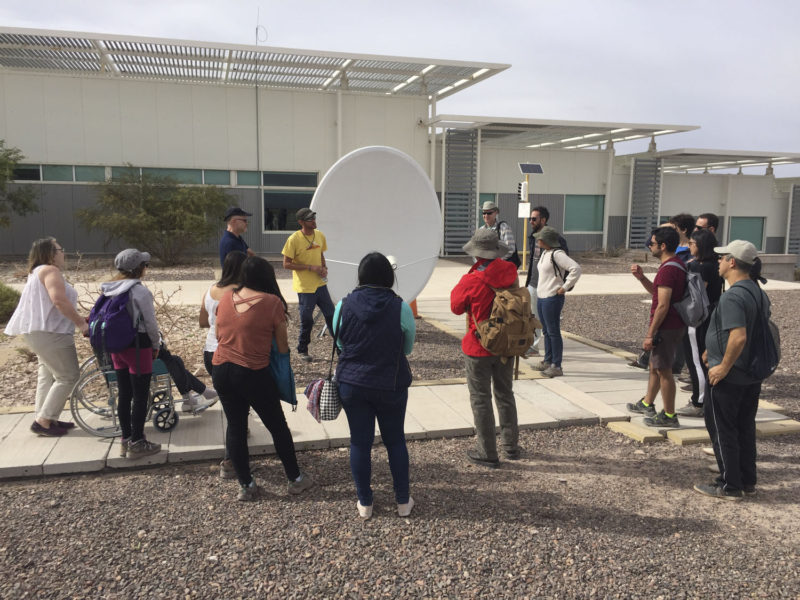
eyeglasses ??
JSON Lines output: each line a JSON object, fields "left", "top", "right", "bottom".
{"left": 482, "top": 211, "right": 494, "bottom": 216}
{"left": 54, "top": 247, "right": 66, "bottom": 254}
{"left": 530, "top": 216, "right": 539, "bottom": 221}
{"left": 648, "top": 241, "right": 659, "bottom": 247}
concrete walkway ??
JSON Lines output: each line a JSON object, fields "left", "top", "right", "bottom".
{"left": 2, "top": 260, "right": 797, "bottom": 479}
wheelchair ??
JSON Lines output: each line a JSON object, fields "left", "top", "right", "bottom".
{"left": 69, "top": 354, "right": 179, "bottom": 438}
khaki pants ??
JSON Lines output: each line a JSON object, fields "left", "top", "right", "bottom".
{"left": 464, "top": 353, "right": 519, "bottom": 461}
{"left": 23, "top": 331, "right": 80, "bottom": 422}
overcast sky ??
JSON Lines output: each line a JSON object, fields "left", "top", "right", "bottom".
{"left": 3, "top": 0, "right": 799, "bottom": 175}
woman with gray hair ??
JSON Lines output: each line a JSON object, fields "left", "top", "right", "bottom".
{"left": 5, "top": 237, "right": 89, "bottom": 436}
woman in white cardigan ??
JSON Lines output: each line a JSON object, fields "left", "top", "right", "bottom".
{"left": 533, "top": 226, "right": 581, "bottom": 378}
{"left": 5, "top": 237, "right": 89, "bottom": 436}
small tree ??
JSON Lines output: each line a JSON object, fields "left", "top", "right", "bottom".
{"left": 0, "top": 140, "right": 39, "bottom": 227}
{"left": 78, "top": 169, "right": 231, "bottom": 265}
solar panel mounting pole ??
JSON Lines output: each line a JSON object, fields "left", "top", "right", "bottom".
{"left": 518, "top": 163, "right": 543, "bottom": 272}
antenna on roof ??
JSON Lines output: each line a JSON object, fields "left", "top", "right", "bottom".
{"left": 255, "top": 7, "right": 268, "bottom": 44}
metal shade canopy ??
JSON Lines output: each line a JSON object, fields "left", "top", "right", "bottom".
{"left": 651, "top": 149, "right": 800, "bottom": 172}
{"left": 0, "top": 26, "right": 508, "bottom": 100}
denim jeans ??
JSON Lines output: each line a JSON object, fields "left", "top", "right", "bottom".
{"left": 537, "top": 294, "right": 566, "bottom": 367}
{"left": 297, "top": 285, "right": 335, "bottom": 354}
{"left": 338, "top": 381, "right": 409, "bottom": 506}
{"left": 213, "top": 362, "right": 300, "bottom": 486}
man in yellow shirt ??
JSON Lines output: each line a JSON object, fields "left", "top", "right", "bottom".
{"left": 281, "top": 208, "right": 335, "bottom": 362}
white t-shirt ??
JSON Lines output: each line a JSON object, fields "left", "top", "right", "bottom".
{"left": 203, "top": 284, "right": 220, "bottom": 353}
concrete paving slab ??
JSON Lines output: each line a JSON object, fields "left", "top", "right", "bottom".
{"left": 756, "top": 419, "right": 800, "bottom": 437}
{"left": 166, "top": 404, "right": 225, "bottom": 463}
{"left": 538, "top": 378, "right": 629, "bottom": 423}
{"left": 285, "top": 403, "right": 331, "bottom": 450}
{"left": 43, "top": 409, "right": 112, "bottom": 474}
{"left": 755, "top": 408, "right": 791, "bottom": 422}
{"left": 0, "top": 412, "right": 56, "bottom": 478}
{"left": 245, "top": 412, "right": 275, "bottom": 455}
{"left": 0, "top": 412, "right": 24, "bottom": 442}
{"left": 666, "top": 428, "right": 711, "bottom": 445}
{"left": 568, "top": 378, "right": 647, "bottom": 393}
{"left": 408, "top": 386, "right": 474, "bottom": 438}
{"left": 511, "top": 381, "right": 567, "bottom": 429}
{"left": 759, "top": 400, "right": 784, "bottom": 411}
{"left": 607, "top": 421, "right": 665, "bottom": 443}
{"left": 520, "top": 385, "right": 598, "bottom": 426}
{"left": 319, "top": 410, "right": 353, "bottom": 447}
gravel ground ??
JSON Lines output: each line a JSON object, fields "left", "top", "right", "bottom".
{"left": 1, "top": 254, "right": 799, "bottom": 597}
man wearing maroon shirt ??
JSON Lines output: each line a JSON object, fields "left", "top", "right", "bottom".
{"left": 627, "top": 226, "right": 687, "bottom": 428}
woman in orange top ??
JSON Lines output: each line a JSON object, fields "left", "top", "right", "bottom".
{"left": 212, "top": 257, "right": 313, "bottom": 501}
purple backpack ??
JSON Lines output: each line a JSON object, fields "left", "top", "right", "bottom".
{"left": 88, "top": 287, "right": 139, "bottom": 353}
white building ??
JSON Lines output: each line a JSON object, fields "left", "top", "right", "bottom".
{"left": 2, "top": 27, "right": 799, "bottom": 261}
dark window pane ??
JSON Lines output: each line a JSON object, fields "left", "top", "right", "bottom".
{"left": 204, "top": 170, "right": 231, "bottom": 185}
{"left": 263, "top": 191, "right": 314, "bottom": 231}
{"left": 75, "top": 166, "right": 106, "bottom": 182}
{"left": 142, "top": 168, "right": 202, "bottom": 184}
{"left": 262, "top": 171, "right": 317, "bottom": 187}
{"left": 42, "top": 165, "right": 74, "bottom": 181}
{"left": 112, "top": 166, "right": 140, "bottom": 180}
{"left": 13, "top": 165, "right": 41, "bottom": 181}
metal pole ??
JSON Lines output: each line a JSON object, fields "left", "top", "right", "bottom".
{"left": 522, "top": 173, "right": 530, "bottom": 271}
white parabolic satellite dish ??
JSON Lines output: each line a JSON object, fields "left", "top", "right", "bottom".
{"left": 310, "top": 146, "right": 442, "bottom": 303}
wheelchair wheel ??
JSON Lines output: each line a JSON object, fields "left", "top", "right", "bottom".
{"left": 150, "top": 390, "right": 171, "bottom": 411}
{"left": 153, "top": 407, "right": 179, "bottom": 431}
{"left": 70, "top": 369, "right": 121, "bottom": 437}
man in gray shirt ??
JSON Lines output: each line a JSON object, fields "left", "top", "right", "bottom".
{"left": 695, "top": 240, "right": 770, "bottom": 501}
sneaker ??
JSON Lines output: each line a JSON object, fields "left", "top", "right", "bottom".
{"left": 707, "top": 463, "right": 719, "bottom": 474}
{"left": 397, "top": 496, "right": 415, "bottom": 517}
{"left": 744, "top": 485, "right": 757, "bottom": 496}
{"left": 676, "top": 402, "right": 704, "bottom": 418}
{"left": 238, "top": 479, "right": 260, "bottom": 502}
{"left": 523, "top": 348, "right": 539, "bottom": 359}
{"left": 644, "top": 410, "right": 680, "bottom": 428}
{"left": 288, "top": 472, "right": 314, "bottom": 495}
{"left": 693, "top": 482, "right": 743, "bottom": 501}
{"left": 219, "top": 459, "right": 236, "bottom": 480}
{"left": 627, "top": 357, "right": 648, "bottom": 370}
{"left": 534, "top": 360, "right": 551, "bottom": 372}
{"left": 298, "top": 353, "right": 313, "bottom": 363}
{"left": 466, "top": 449, "right": 500, "bottom": 469}
{"left": 357, "top": 501, "right": 373, "bottom": 520}
{"left": 30, "top": 421, "right": 68, "bottom": 437}
{"left": 119, "top": 437, "right": 130, "bottom": 458}
{"left": 182, "top": 393, "right": 215, "bottom": 413}
{"left": 542, "top": 365, "right": 563, "bottom": 378}
{"left": 627, "top": 398, "right": 656, "bottom": 417}
{"left": 503, "top": 448, "right": 522, "bottom": 461}
{"left": 127, "top": 438, "right": 161, "bottom": 458}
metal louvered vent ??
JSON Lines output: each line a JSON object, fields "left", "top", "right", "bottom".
{"left": 628, "top": 158, "right": 662, "bottom": 249}
{"left": 443, "top": 129, "right": 478, "bottom": 255}
{"left": 788, "top": 184, "right": 800, "bottom": 264}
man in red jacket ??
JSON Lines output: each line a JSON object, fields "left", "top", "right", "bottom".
{"left": 451, "top": 229, "right": 521, "bottom": 468}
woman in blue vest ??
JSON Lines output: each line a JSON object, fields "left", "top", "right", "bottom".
{"left": 334, "top": 252, "right": 416, "bottom": 519}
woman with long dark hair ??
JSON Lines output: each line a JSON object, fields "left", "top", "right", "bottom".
{"left": 334, "top": 252, "right": 416, "bottom": 519}
{"left": 212, "top": 256, "right": 313, "bottom": 501}
{"left": 677, "top": 228, "right": 723, "bottom": 418}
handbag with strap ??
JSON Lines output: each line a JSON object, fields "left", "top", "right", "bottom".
{"left": 305, "top": 309, "right": 343, "bottom": 422}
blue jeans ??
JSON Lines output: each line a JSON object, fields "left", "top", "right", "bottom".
{"left": 297, "top": 285, "right": 335, "bottom": 354}
{"left": 338, "top": 381, "right": 410, "bottom": 506}
{"left": 537, "top": 294, "right": 566, "bottom": 367}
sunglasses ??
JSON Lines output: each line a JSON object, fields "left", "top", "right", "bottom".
{"left": 482, "top": 211, "right": 494, "bottom": 216}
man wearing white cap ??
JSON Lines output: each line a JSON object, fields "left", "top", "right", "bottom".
{"left": 480, "top": 201, "right": 519, "bottom": 267}
{"left": 694, "top": 240, "right": 770, "bottom": 501}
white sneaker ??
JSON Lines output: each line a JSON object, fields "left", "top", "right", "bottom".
{"left": 357, "top": 501, "right": 373, "bottom": 520}
{"left": 182, "top": 392, "right": 215, "bottom": 413}
{"left": 397, "top": 496, "right": 415, "bottom": 517}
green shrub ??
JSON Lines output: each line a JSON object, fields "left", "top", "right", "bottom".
{"left": 0, "top": 281, "right": 21, "bottom": 324}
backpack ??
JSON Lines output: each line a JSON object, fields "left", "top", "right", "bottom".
{"left": 663, "top": 261, "right": 709, "bottom": 328}
{"left": 494, "top": 221, "right": 521, "bottom": 268}
{"left": 88, "top": 286, "right": 140, "bottom": 354}
{"left": 738, "top": 285, "right": 781, "bottom": 380}
{"left": 471, "top": 283, "right": 538, "bottom": 358}
{"left": 550, "top": 249, "right": 570, "bottom": 284}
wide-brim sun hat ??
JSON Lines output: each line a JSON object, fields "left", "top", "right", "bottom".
{"left": 462, "top": 228, "right": 509, "bottom": 259}
{"left": 533, "top": 226, "right": 561, "bottom": 248}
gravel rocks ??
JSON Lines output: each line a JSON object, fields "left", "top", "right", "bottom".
{"left": 1, "top": 254, "right": 799, "bottom": 597}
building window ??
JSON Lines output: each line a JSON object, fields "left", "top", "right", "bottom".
{"left": 75, "top": 166, "right": 107, "bottom": 182}
{"left": 728, "top": 216, "right": 764, "bottom": 250}
{"left": 263, "top": 171, "right": 317, "bottom": 187}
{"left": 141, "top": 168, "right": 202, "bottom": 184}
{"left": 13, "top": 165, "right": 41, "bottom": 181}
{"left": 42, "top": 165, "right": 74, "bottom": 182}
{"left": 237, "top": 171, "right": 260, "bottom": 186}
{"left": 564, "top": 195, "right": 604, "bottom": 232}
{"left": 204, "top": 170, "right": 231, "bottom": 186}
{"left": 111, "top": 166, "right": 140, "bottom": 180}
{"left": 263, "top": 191, "right": 315, "bottom": 231}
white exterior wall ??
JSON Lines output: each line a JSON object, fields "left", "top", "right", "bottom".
{"left": 662, "top": 173, "right": 786, "bottom": 239}
{"left": 478, "top": 147, "right": 610, "bottom": 195}
{"left": 0, "top": 71, "right": 429, "bottom": 173}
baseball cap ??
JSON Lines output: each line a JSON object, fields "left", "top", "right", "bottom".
{"left": 223, "top": 206, "right": 252, "bottom": 221}
{"left": 296, "top": 208, "right": 317, "bottom": 221}
{"left": 115, "top": 248, "right": 151, "bottom": 272}
{"left": 714, "top": 240, "right": 758, "bottom": 265}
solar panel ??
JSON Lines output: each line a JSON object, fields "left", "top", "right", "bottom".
{"left": 518, "top": 163, "right": 543, "bottom": 174}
